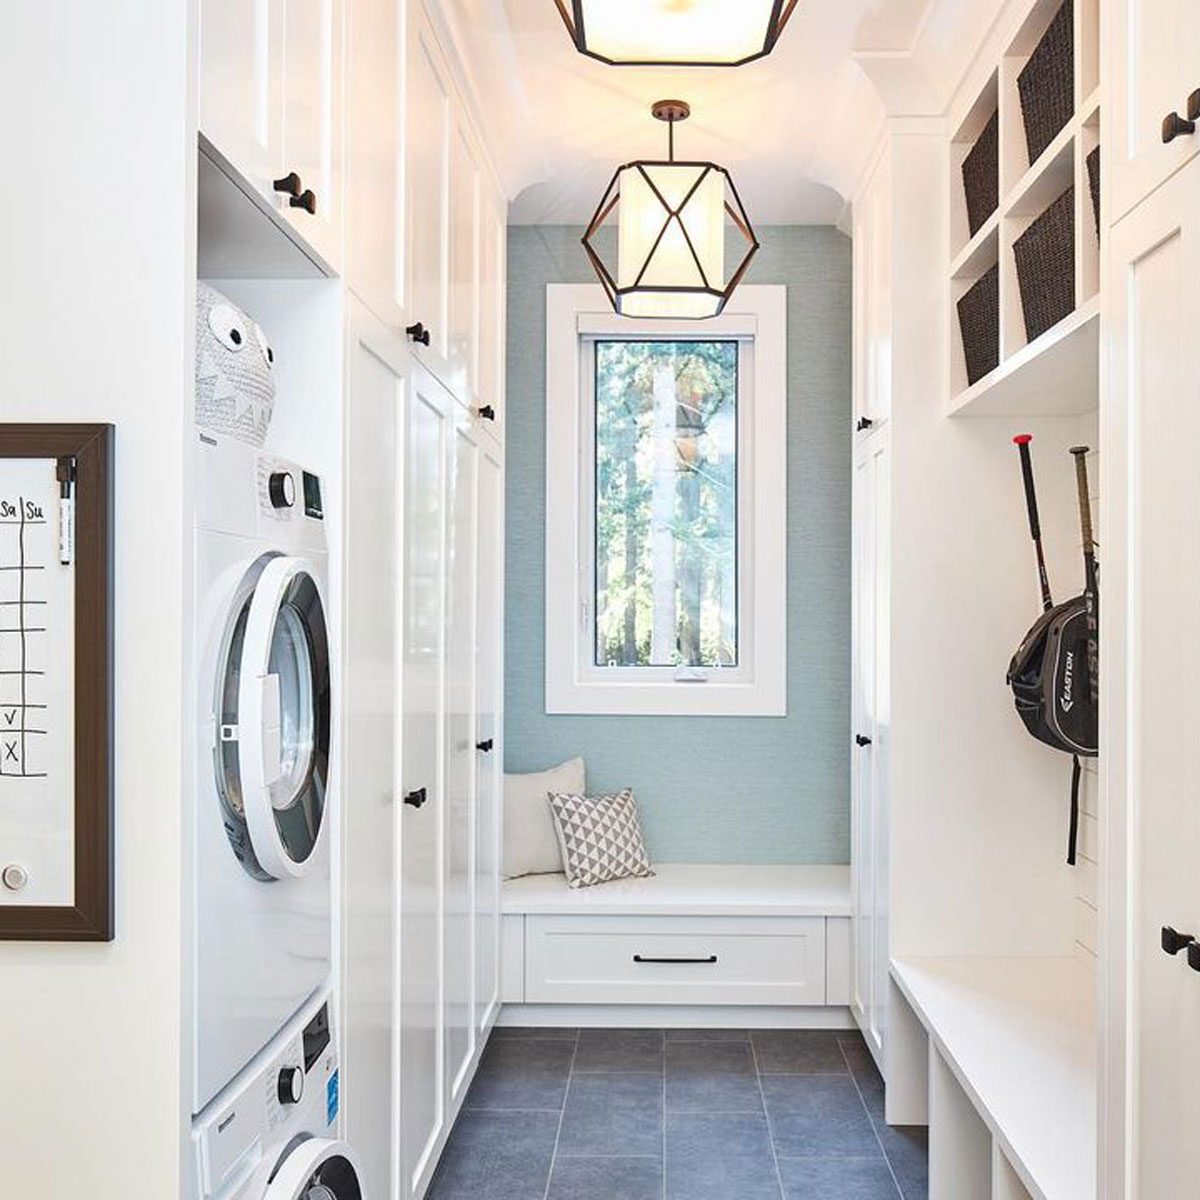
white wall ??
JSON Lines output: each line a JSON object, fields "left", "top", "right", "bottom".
{"left": 0, "top": 3, "right": 195, "bottom": 1194}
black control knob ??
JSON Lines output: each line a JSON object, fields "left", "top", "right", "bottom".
{"left": 406, "top": 322, "right": 431, "bottom": 346}
{"left": 269, "top": 472, "right": 296, "bottom": 510}
{"left": 289, "top": 189, "right": 317, "bottom": 215}
{"left": 1162, "top": 111, "right": 1196, "bottom": 143}
{"left": 273, "top": 171, "right": 302, "bottom": 198}
{"left": 1162, "top": 926, "right": 1196, "bottom": 956}
{"left": 277, "top": 1065, "right": 304, "bottom": 1105}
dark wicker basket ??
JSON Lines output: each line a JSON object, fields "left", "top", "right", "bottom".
{"left": 957, "top": 264, "right": 1000, "bottom": 385}
{"left": 1018, "top": 0, "right": 1074, "bottom": 165}
{"left": 1086, "top": 146, "right": 1100, "bottom": 235}
{"left": 962, "top": 109, "right": 999, "bottom": 236}
{"left": 1014, "top": 186, "right": 1075, "bottom": 343}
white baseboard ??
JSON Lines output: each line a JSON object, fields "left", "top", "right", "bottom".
{"left": 496, "top": 1004, "right": 856, "bottom": 1030}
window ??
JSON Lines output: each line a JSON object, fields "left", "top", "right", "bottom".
{"left": 546, "top": 284, "right": 787, "bottom": 716}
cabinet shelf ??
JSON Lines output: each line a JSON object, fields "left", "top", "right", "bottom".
{"left": 951, "top": 211, "right": 1001, "bottom": 279}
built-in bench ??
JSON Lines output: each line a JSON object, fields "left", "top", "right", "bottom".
{"left": 499, "top": 864, "right": 852, "bottom": 1028}
{"left": 890, "top": 956, "right": 1096, "bottom": 1200}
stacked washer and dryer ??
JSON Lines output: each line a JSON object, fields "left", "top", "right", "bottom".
{"left": 190, "top": 288, "right": 366, "bottom": 1200}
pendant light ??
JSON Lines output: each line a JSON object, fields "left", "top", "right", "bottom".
{"left": 555, "top": 0, "right": 800, "bottom": 67}
{"left": 582, "top": 100, "right": 759, "bottom": 320}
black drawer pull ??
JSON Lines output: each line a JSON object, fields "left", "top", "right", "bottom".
{"left": 289, "top": 188, "right": 317, "bottom": 215}
{"left": 633, "top": 954, "right": 718, "bottom": 965}
{"left": 406, "top": 322, "right": 431, "bottom": 346}
{"left": 273, "top": 171, "right": 302, "bottom": 198}
{"left": 1162, "top": 110, "right": 1196, "bottom": 143}
{"left": 403, "top": 787, "right": 428, "bottom": 809}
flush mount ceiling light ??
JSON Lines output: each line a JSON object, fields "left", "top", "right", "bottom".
{"left": 582, "top": 100, "right": 760, "bottom": 320}
{"left": 555, "top": 0, "right": 800, "bottom": 67}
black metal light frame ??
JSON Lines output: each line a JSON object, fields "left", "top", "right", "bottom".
{"left": 581, "top": 101, "right": 760, "bottom": 321}
{"left": 554, "top": 0, "right": 801, "bottom": 68}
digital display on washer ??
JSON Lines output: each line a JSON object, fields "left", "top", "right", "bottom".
{"left": 303, "top": 471, "right": 323, "bottom": 520}
{"left": 303, "top": 1003, "right": 331, "bottom": 1071}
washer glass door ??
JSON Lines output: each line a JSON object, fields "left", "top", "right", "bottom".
{"left": 215, "top": 553, "right": 331, "bottom": 880}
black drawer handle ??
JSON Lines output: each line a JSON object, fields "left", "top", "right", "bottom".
{"left": 406, "top": 322, "right": 431, "bottom": 346}
{"left": 856, "top": 416, "right": 874, "bottom": 432}
{"left": 1162, "top": 110, "right": 1196, "bottom": 143}
{"left": 855, "top": 734, "right": 873, "bottom": 747}
{"left": 477, "top": 405, "right": 496, "bottom": 421}
{"left": 403, "top": 787, "right": 428, "bottom": 809}
{"left": 273, "top": 171, "right": 302, "bottom": 198}
{"left": 633, "top": 954, "right": 718, "bottom": 965}
{"left": 476, "top": 738, "right": 494, "bottom": 752}
{"left": 289, "top": 188, "right": 317, "bottom": 215}
{"left": 1162, "top": 926, "right": 1195, "bottom": 956}
{"left": 1188, "top": 943, "right": 1200, "bottom": 973}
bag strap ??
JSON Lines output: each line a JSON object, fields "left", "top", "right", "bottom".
{"left": 1068, "top": 756, "right": 1081, "bottom": 866}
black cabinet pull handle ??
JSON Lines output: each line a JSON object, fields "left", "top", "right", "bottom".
{"left": 633, "top": 954, "right": 718, "bottom": 965}
{"left": 1162, "top": 111, "right": 1196, "bottom": 143}
{"left": 1188, "top": 90, "right": 1200, "bottom": 123}
{"left": 406, "top": 322, "right": 431, "bottom": 346}
{"left": 855, "top": 734, "right": 873, "bottom": 747}
{"left": 1188, "top": 943, "right": 1200, "bottom": 973}
{"left": 289, "top": 188, "right": 317, "bottom": 214}
{"left": 1163, "top": 926, "right": 1197, "bottom": 956}
{"left": 856, "top": 416, "right": 874, "bottom": 432}
{"left": 476, "top": 739, "right": 494, "bottom": 752}
{"left": 477, "top": 405, "right": 496, "bottom": 421}
{"left": 403, "top": 787, "right": 428, "bottom": 809}
{"left": 273, "top": 171, "right": 302, "bottom": 198}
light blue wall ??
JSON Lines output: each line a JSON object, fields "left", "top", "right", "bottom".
{"left": 504, "top": 225, "right": 852, "bottom": 864}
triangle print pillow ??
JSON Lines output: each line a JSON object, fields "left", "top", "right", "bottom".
{"left": 547, "top": 788, "right": 655, "bottom": 889}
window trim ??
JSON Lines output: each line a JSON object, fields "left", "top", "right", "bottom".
{"left": 545, "top": 283, "right": 787, "bottom": 717}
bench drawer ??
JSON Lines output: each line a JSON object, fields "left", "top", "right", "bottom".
{"left": 524, "top": 914, "right": 827, "bottom": 1006}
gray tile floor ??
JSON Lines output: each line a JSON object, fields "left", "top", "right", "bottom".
{"left": 427, "top": 1028, "right": 928, "bottom": 1200}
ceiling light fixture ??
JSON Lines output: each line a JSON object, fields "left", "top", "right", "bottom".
{"left": 582, "top": 100, "right": 759, "bottom": 321}
{"left": 555, "top": 0, "right": 800, "bottom": 68}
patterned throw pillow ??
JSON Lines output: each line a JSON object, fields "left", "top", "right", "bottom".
{"left": 547, "top": 789, "right": 655, "bottom": 889}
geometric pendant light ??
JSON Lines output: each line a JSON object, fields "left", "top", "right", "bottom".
{"left": 554, "top": 0, "right": 800, "bottom": 67}
{"left": 582, "top": 100, "right": 760, "bottom": 320}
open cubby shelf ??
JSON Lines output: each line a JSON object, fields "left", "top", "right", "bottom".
{"left": 948, "top": 0, "right": 1100, "bottom": 416}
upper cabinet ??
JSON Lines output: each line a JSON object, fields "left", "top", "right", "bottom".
{"left": 1109, "top": 0, "right": 1200, "bottom": 221}
{"left": 199, "top": 0, "right": 343, "bottom": 270}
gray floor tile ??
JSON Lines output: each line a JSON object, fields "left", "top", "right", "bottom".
{"left": 838, "top": 1035, "right": 886, "bottom": 1118}
{"left": 465, "top": 1038, "right": 575, "bottom": 1111}
{"left": 666, "top": 1040, "right": 763, "bottom": 1113}
{"left": 666, "top": 1112, "right": 783, "bottom": 1200}
{"left": 762, "top": 1076, "right": 882, "bottom": 1158}
{"left": 492, "top": 1026, "right": 579, "bottom": 1041}
{"left": 427, "top": 1110, "right": 560, "bottom": 1200}
{"left": 664, "top": 1027, "right": 749, "bottom": 1041}
{"left": 752, "top": 1030, "right": 849, "bottom": 1074}
{"left": 547, "top": 1156, "right": 663, "bottom": 1200}
{"left": 573, "top": 1028, "right": 664, "bottom": 1073}
{"left": 875, "top": 1125, "right": 928, "bottom": 1200}
{"left": 778, "top": 1156, "right": 900, "bottom": 1199}
{"left": 558, "top": 1072, "right": 663, "bottom": 1157}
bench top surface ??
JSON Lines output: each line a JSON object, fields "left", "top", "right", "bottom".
{"left": 501, "top": 864, "right": 851, "bottom": 917}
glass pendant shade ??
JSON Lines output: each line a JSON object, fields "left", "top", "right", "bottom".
{"left": 556, "top": 0, "right": 800, "bottom": 67}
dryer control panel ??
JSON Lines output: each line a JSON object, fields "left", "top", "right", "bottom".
{"left": 193, "top": 993, "right": 339, "bottom": 1200}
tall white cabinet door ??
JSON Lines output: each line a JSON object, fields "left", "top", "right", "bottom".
{"left": 1109, "top": 0, "right": 1200, "bottom": 221}
{"left": 474, "top": 442, "right": 503, "bottom": 1036}
{"left": 198, "top": 0, "right": 285, "bottom": 189}
{"left": 444, "top": 412, "right": 479, "bottom": 1106}
{"left": 407, "top": 4, "right": 451, "bottom": 372}
{"left": 282, "top": 0, "right": 342, "bottom": 267}
{"left": 448, "top": 119, "right": 481, "bottom": 403}
{"left": 478, "top": 196, "right": 507, "bottom": 443}
{"left": 345, "top": 0, "right": 404, "bottom": 326}
{"left": 851, "top": 429, "right": 890, "bottom": 1068}
{"left": 1105, "top": 159, "right": 1200, "bottom": 1198}
{"left": 342, "top": 306, "right": 403, "bottom": 1200}
{"left": 400, "top": 361, "right": 451, "bottom": 1200}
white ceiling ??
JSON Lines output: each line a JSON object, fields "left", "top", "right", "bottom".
{"left": 445, "top": 0, "right": 906, "bottom": 226}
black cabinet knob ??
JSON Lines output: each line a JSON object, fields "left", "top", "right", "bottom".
{"left": 1162, "top": 111, "right": 1196, "bottom": 143}
{"left": 1188, "top": 90, "right": 1200, "bottom": 123}
{"left": 855, "top": 734, "right": 873, "bottom": 747}
{"left": 1161, "top": 926, "right": 1195, "bottom": 956}
{"left": 856, "top": 416, "right": 874, "bottom": 432}
{"left": 476, "top": 739, "right": 494, "bottom": 753}
{"left": 289, "top": 189, "right": 317, "bottom": 215}
{"left": 477, "top": 405, "right": 496, "bottom": 422}
{"left": 403, "top": 788, "right": 428, "bottom": 809}
{"left": 406, "top": 322, "right": 431, "bottom": 346}
{"left": 273, "top": 171, "right": 302, "bottom": 198}
{"left": 1189, "top": 943, "right": 1200, "bottom": 973}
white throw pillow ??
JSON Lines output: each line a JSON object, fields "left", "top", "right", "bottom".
{"left": 503, "top": 757, "right": 586, "bottom": 879}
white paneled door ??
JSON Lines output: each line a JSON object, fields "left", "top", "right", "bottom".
{"left": 1105, "top": 157, "right": 1200, "bottom": 1198}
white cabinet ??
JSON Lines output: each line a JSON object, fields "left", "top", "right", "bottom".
{"left": 199, "top": 0, "right": 342, "bottom": 268}
{"left": 852, "top": 150, "right": 893, "bottom": 430}
{"left": 1109, "top": 0, "right": 1200, "bottom": 221}
{"left": 448, "top": 118, "right": 481, "bottom": 402}
{"left": 851, "top": 427, "right": 890, "bottom": 1068}
{"left": 1103, "top": 156, "right": 1200, "bottom": 1199}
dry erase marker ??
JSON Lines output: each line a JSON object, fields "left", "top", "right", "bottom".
{"left": 56, "top": 456, "right": 75, "bottom": 565}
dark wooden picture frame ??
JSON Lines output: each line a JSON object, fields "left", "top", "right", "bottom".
{"left": 0, "top": 424, "right": 113, "bottom": 941}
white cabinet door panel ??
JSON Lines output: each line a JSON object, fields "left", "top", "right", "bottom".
{"left": 449, "top": 119, "right": 481, "bottom": 403}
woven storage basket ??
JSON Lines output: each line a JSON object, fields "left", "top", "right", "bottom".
{"left": 1086, "top": 146, "right": 1100, "bottom": 235}
{"left": 962, "top": 109, "right": 1000, "bottom": 237}
{"left": 1018, "top": 0, "right": 1074, "bottom": 165}
{"left": 957, "top": 263, "right": 1000, "bottom": 386}
{"left": 1014, "top": 186, "right": 1075, "bottom": 343}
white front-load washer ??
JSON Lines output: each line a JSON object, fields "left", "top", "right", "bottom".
{"left": 194, "top": 990, "right": 365, "bottom": 1200}
{"left": 194, "top": 430, "right": 334, "bottom": 1114}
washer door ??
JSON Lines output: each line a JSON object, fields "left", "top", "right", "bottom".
{"left": 216, "top": 553, "right": 331, "bottom": 880}
{"left": 266, "top": 1139, "right": 365, "bottom": 1200}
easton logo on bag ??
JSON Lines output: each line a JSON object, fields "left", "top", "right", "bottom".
{"left": 1007, "top": 436, "right": 1099, "bottom": 865}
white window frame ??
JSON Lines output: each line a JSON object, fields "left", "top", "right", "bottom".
{"left": 545, "top": 283, "right": 787, "bottom": 717}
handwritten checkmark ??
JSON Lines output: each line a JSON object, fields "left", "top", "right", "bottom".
{"left": 2, "top": 711, "right": 15, "bottom": 726}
